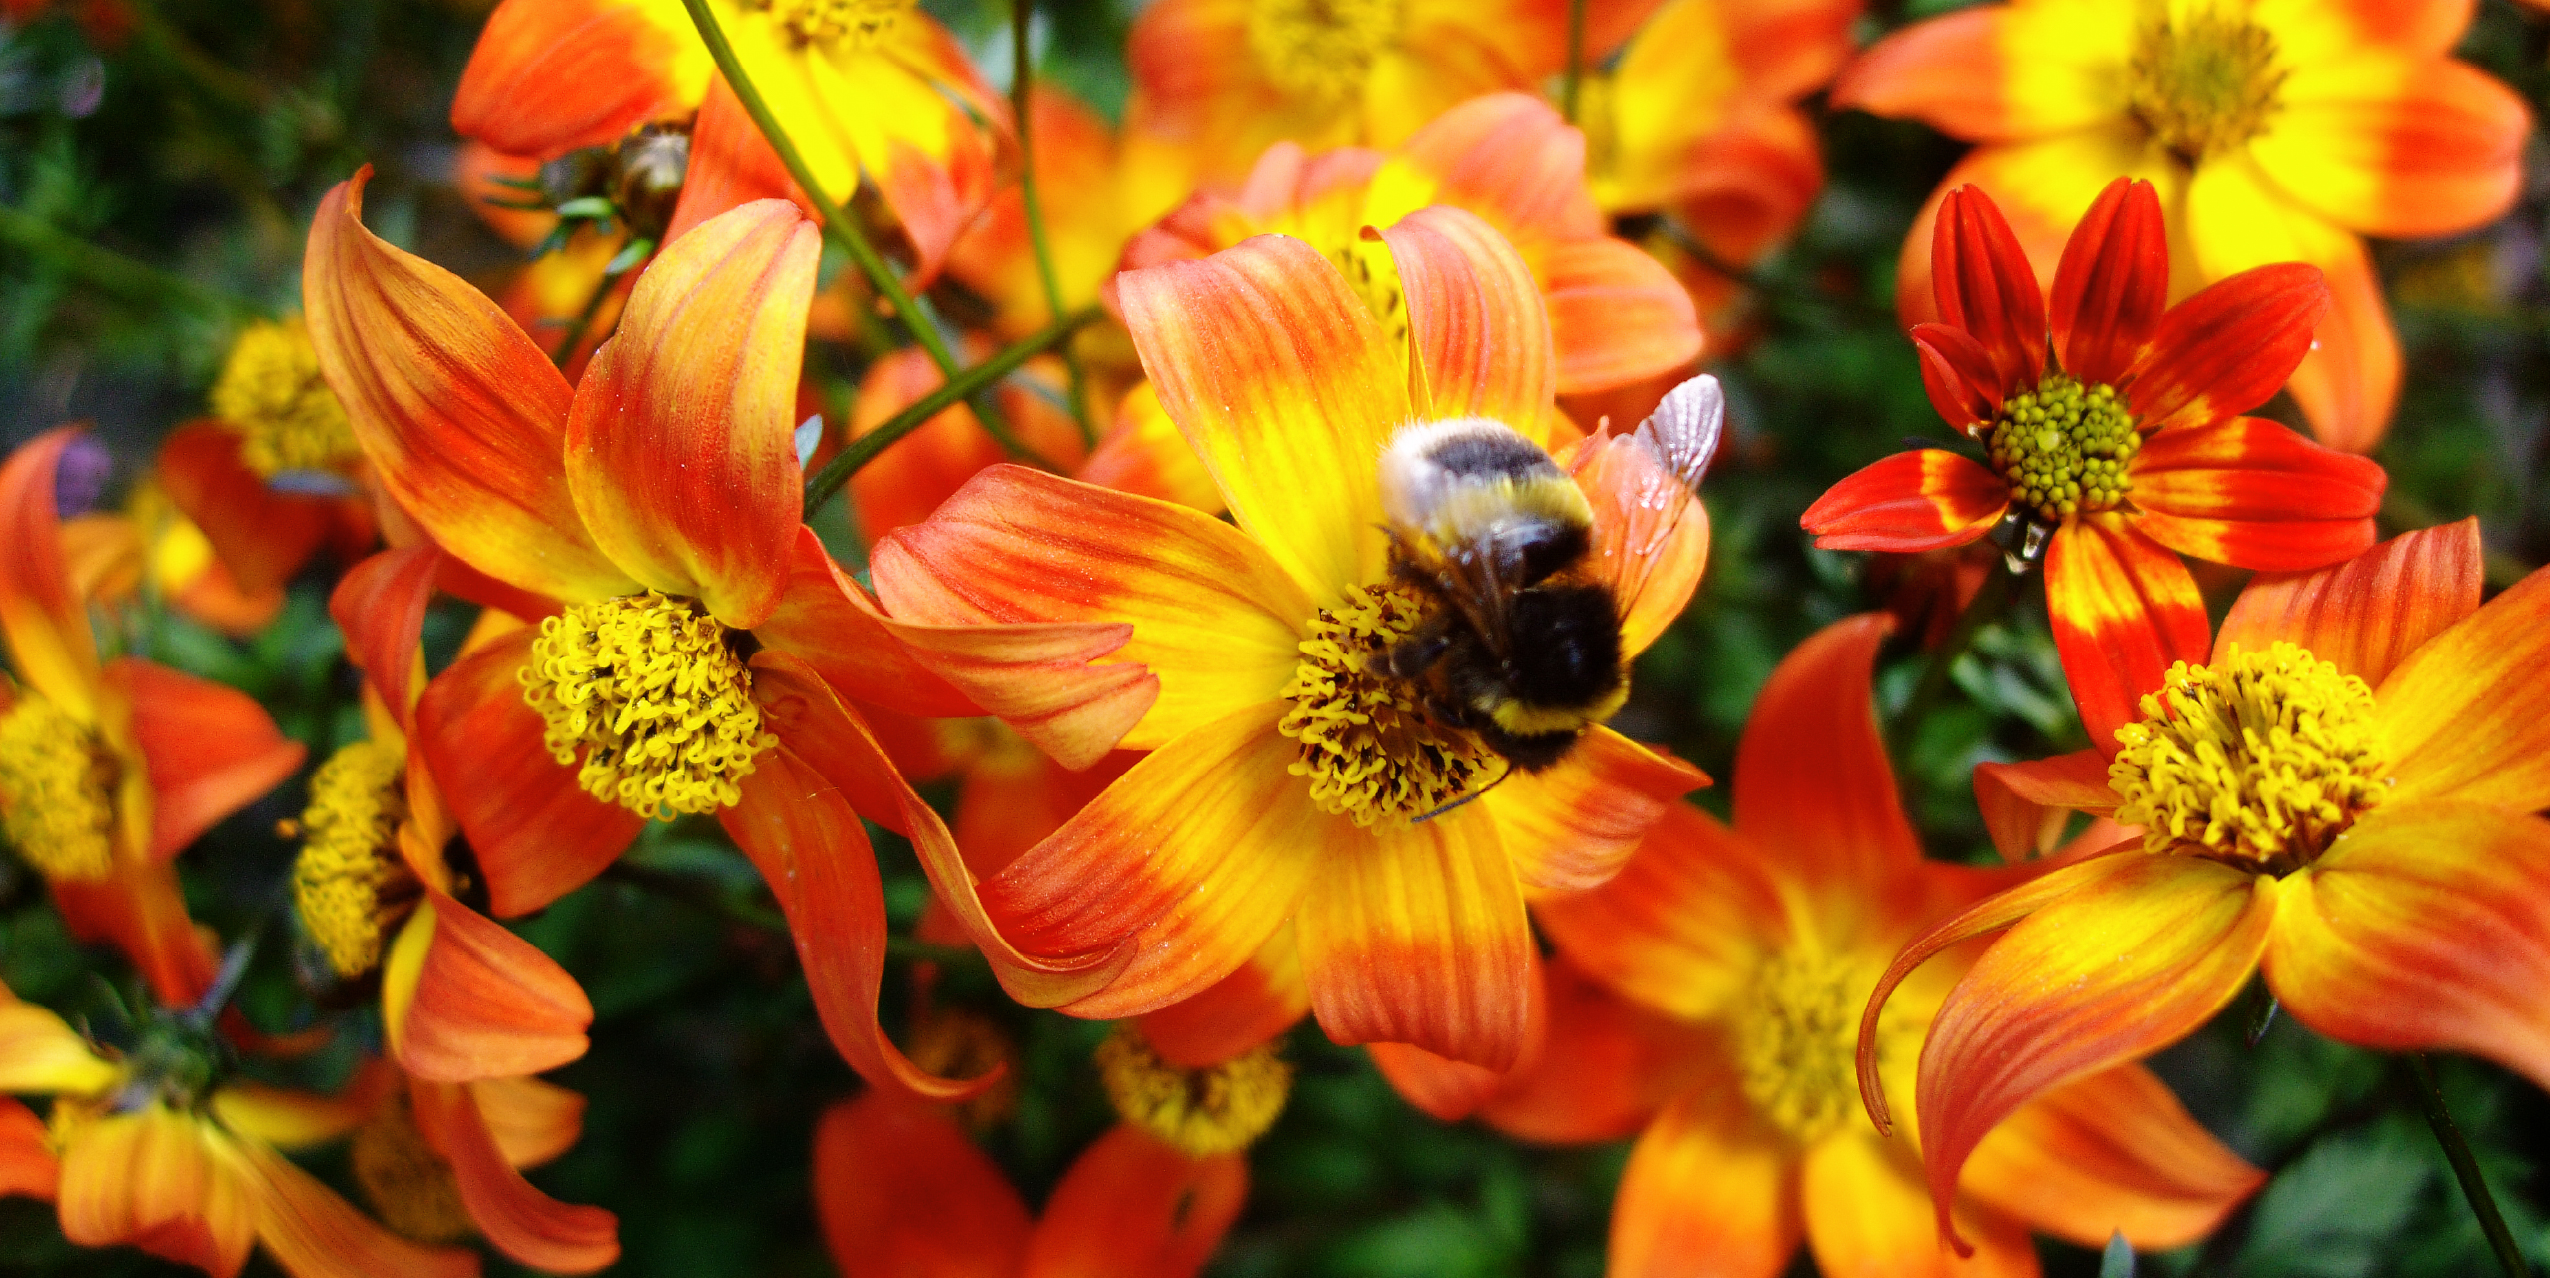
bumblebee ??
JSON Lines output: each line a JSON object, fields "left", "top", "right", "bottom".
{"left": 1376, "top": 375, "right": 1725, "bottom": 778}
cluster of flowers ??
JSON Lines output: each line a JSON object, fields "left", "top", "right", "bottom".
{"left": 0, "top": 0, "right": 2543, "bottom": 1274}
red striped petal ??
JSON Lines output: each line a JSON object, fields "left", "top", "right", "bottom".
{"left": 2123, "top": 262, "right": 2329, "bottom": 436}
{"left": 2217, "top": 518, "right": 2480, "bottom": 687}
{"left": 1974, "top": 749, "right": 2120, "bottom": 860}
{"left": 2129, "top": 416, "right": 2383, "bottom": 571}
{"left": 391, "top": 890, "right": 592, "bottom": 1083}
{"left": 2044, "top": 517, "right": 2211, "bottom": 755}
{"left": 1370, "top": 951, "right": 1547, "bottom": 1122}
{"left": 1379, "top": 205, "right": 1556, "bottom": 427}
{"left": 1910, "top": 322, "right": 2004, "bottom": 429}
{"left": 2048, "top": 178, "right": 2167, "bottom": 387}
{"left": 1930, "top": 186, "right": 2046, "bottom": 392}
{"left": 1733, "top": 614, "right": 1926, "bottom": 899}
{"left": 1802, "top": 450, "right": 2008, "bottom": 553}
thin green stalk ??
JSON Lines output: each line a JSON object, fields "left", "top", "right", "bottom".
{"left": 0, "top": 205, "right": 258, "bottom": 319}
{"left": 804, "top": 305, "right": 1103, "bottom": 513}
{"left": 548, "top": 255, "right": 635, "bottom": 369}
{"left": 1011, "top": 0, "right": 1097, "bottom": 448}
{"left": 1886, "top": 559, "right": 2013, "bottom": 757}
{"left": 2407, "top": 1054, "right": 2532, "bottom": 1278}
{"left": 1561, "top": 0, "right": 1588, "bottom": 123}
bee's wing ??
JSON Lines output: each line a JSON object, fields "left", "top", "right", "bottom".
{"left": 1634, "top": 374, "right": 1726, "bottom": 495}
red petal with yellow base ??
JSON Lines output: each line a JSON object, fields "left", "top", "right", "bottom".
{"left": 383, "top": 889, "right": 592, "bottom": 1083}
{"left": 752, "top": 529, "right": 978, "bottom": 719}
{"left": 566, "top": 199, "right": 816, "bottom": 628}
{"left": 815, "top": 1091, "right": 1032, "bottom": 1278}
{"left": 1960, "top": 1065, "right": 2264, "bottom": 1250}
{"left": 1137, "top": 931, "right": 1310, "bottom": 1070}
{"left": 50, "top": 858, "right": 219, "bottom": 1008}
{"left": 2216, "top": 518, "right": 2481, "bottom": 687}
{"left": 1802, "top": 450, "right": 2008, "bottom": 554}
{"left": 2049, "top": 178, "right": 2167, "bottom": 387}
{"left": 0, "top": 1097, "right": 56, "bottom": 1200}
{"left": 410, "top": 1078, "right": 618, "bottom": 1274}
{"left": 2376, "top": 562, "right": 2550, "bottom": 812}
{"left": 2128, "top": 416, "right": 2383, "bottom": 572}
{"left": 2252, "top": 55, "right": 2527, "bottom": 241}
{"left": 2045, "top": 515, "right": 2211, "bottom": 754}
{"left": 1537, "top": 802, "right": 1787, "bottom": 1024}
{"left": 304, "top": 170, "right": 634, "bottom": 604}
{"left": 1484, "top": 726, "right": 1704, "bottom": 894}
{"left": 1930, "top": 186, "right": 2045, "bottom": 392}
{"left": 229, "top": 1135, "right": 480, "bottom": 1278}
{"left": 1732, "top": 614, "right": 1925, "bottom": 903}
{"left": 449, "top": 0, "right": 706, "bottom": 159}
{"left": 857, "top": 614, "right": 1153, "bottom": 773}
{"left": 110, "top": 657, "right": 306, "bottom": 861}
{"left": 1973, "top": 749, "right": 2120, "bottom": 860}
{"left": 1909, "top": 853, "right": 2275, "bottom": 1251}
{"left": 1295, "top": 805, "right": 1532, "bottom": 1070}
{"left": 1381, "top": 207, "right": 1556, "bottom": 426}
{"left": 1607, "top": 1079, "right": 1800, "bottom": 1278}
{"left": 2264, "top": 801, "right": 2550, "bottom": 1092}
{"left": 57, "top": 1107, "right": 254, "bottom": 1278}
{"left": 2121, "top": 262, "right": 2329, "bottom": 436}
{"left": 1022, "top": 1125, "right": 1247, "bottom": 1278}
{"left": 0, "top": 425, "right": 101, "bottom": 718}
{"left": 157, "top": 421, "right": 335, "bottom": 596}
{"left": 414, "top": 631, "right": 646, "bottom": 917}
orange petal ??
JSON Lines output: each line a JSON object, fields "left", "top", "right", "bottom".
{"left": 2044, "top": 516, "right": 2211, "bottom": 755}
{"left": 330, "top": 548, "right": 439, "bottom": 729}
{"left": 228, "top": 1135, "right": 479, "bottom": 1278}
{"left": 1370, "top": 951, "right": 1547, "bottom": 1122}
{"left": 1606, "top": 1082, "right": 1800, "bottom": 1278}
{"left": 1387, "top": 92, "right": 1602, "bottom": 242}
{"left": 870, "top": 465, "right": 1309, "bottom": 751}
{"left": 1960, "top": 1064, "right": 2263, "bottom": 1250}
{"left": 1478, "top": 957, "right": 1707, "bottom": 1145}
{"left": 449, "top": 0, "right": 707, "bottom": 159}
{"left": 2122, "top": 263, "right": 2329, "bottom": 437}
{"left": 1022, "top": 1126, "right": 1247, "bottom": 1278}
{"left": 303, "top": 169, "right": 632, "bottom": 602}
{"left": 209, "top": 1078, "right": 373, "bottom": 1152}
{"left": 1930, "top": 185, "right": 2046, "bottom": 392}
{"left": 1296, "top": 806, "right": 1532, "bottom": 1070}
{"left": 104, "top": 658, "right": 305, "bottom": 862}
{"left": 468, "top": 1075, "right": 585, "bottom": 1170}
{"left": 1540, "top": 235, "right": 1705, "bottom": 396}
{"left": 1892, "top": 125, "right": 2180, "bottom": 333}
{"left": 2375, "top": 562, "right": 2550, "bottom": 812}
{"left": 1801, "top": 451, "right": 2009, "bottom": 553}
{"left": 1973, "top": 749, "right": 2121, "bottom": 860}
{"left": 2217, "top": 517, "right": 2480, "bottom": 687}
{"left": 0, "top": 425, "right": 101, "bottom": 717}
{"left": 2048, "top": 178, "right": 2167, "bottom": 388}
{"left": 752, "top": 528, "right": 977, "bottom": 719}
{"left": 843, "top": 346, "right": 1090, "bottom": 547}
{"left": 1379, "top": 205, "right": 1555, "bottom": 426}
{"left": 1484, "top": 726, "right": 1703, "bottom": 894}
{"left": 2254, "top": 0, "right": 2473, "bottom": 58}
{"left": 1829, "top": 3, "right": 2132, "bottom": 142}
{"left": 59, "top": 1108, "right": 253, "bottom": 1278}
{"left": 0, "top": 997, "right": 120, "bottom": 1095}
{"left": 413, "top": 630, "right": 644, "bottom": 917}
{"left": 814, "top": 1092, "right": 1032, "bottom": 1278}
{"left": 0, "top": 1096, "right": 58, "bottom": 1201}
{"left": 856, "top": 613, "right": 1155, "bottom": 773}
{"left": 1137, "top": 929, "right": 1309, "bottom": 1069}
{"left": 50, "top": 858, "right": 220, "bottom": 1008}
{"left": 1732, "top": 614, "right": 1926, "bottom": 899}
{"left": 388, "top": 890, "right": 592, "bottom": 1083}
{"left": 2128, "top": 416, "right": 2382, "bottom": 571}
{"left": 2265, "top": 801, "right": 2550, "bottom": 1091}
{"left": 661, "top": 72, "right": 814, "bottom": 249}
{"left": 1564, "top": 404, "right": 1717, "bottom": 655}
{"left": 1116, "top": 231, "right": 1409, "bottom": 596}
{"left": 1537, "top": 802, "right": 1786, "bottom": 1023}
{"left": 1799, "top": 1129, "right": 2039, "bottom": 1277}
{"left": 2251, "top": 54, "right": 2527, "bottom": 240}
{"left": 1076, "top": 381, "right": 1227, "bottom": 514}
{"left": 157, "top": 421, "right": 333, "bottom": 596}
{"left": 410, "top": 1078, "right": 617, "bottom": 1273}
{"left": 1910, "top": 853, "right": 2274, "bottom": 1251}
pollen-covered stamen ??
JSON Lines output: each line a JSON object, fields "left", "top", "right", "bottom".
{"left": 213, "top": 317, "right": 359, "bottom": 477}
{"left": 1279, "top": 584, "right": 1494, "bottom": 827}
{"left": 1246, "top": 0, "right": 1404, "bottom": 104}
{"left": 742, "top": 0, "right": 912, "bottom": 52}
{"left": 1984, "top": 374, "right": 2138, "bottom": 523}
{"left": 292, "top": 739, "right": 417, "bottom": 979}
{"left": 1096, "top": 1026, "right": 1291, "bottom": 1157}
{"left": 353, "top": 1090, "right": 475, "bottom": 1245}
{"left": 2129, "top": 7, "right": 2286, "bottom": 162}
{"left": 0, "top": 693, "right": 118, "bottom": 881}
{"left": 522, "top": 591, "right": 776, "bottom": 819}
{"left": 2111, "top": 641, "right": 2391, "bottom": 875}
{"left": 1730, "top": 949, "right": 1901, "bottom": 1143}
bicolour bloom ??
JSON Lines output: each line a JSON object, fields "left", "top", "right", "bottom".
{"left": 0, "top": 983, "right": 475, "bottom": 1278}
{"left": 871, "top": 208, "right": 1709, "bottom": 1070}
{"left": 1832, "top": 0, "right": 2530, "bottom": 453}
{"left": 1802, "top": 178, "right": 2384, "bottom": 748}
{"left": 1864, "top": 519, "right": 2550, "bottom": 1251}
{"left": 1124, "top": 92, "right": 1701, "bottom": 400}
{"left": 300, "top": 173, "right": 1122, "bottom": 1098}
{"left": 0, "top": 427, "right": 307, "bottom": 1007}
{"left": 449, "top": 0, "right": 1001, "bottom": 278}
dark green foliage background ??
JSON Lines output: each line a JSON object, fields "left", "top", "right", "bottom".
{"left": 3, "top": 0, "right": 2549, "bottom": 1274}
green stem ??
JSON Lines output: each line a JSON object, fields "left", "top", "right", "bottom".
{"left": 0, "top": 204, "right": 258, "bottom": 319}
{"left": 1561, "top": 0, "right": 1588, "bottom": 124}
{"left": 548, "top": 256, "right": 634, "bottom": 369}
{"left": 803, "top": 305, "right": 1103, "bottom": 513}
{"left": 1011, "top": 0, "right": 1097, "bottom": 449}
{"left": 2408, "top": 1054, "right": 2532, "bottom": 1278}
{"left": 1886, "top": 559, "right": 2013, "bottom": 757}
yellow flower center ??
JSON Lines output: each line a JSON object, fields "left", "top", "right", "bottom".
{"left": 211, "top": 317, "right": 359, "bottom": 478}
{"left": 352, "top": 1091, "right": 475, "bottom": 1245}
{"left": 1246, "top": 0, "right": 1404, "bottom": 106}
{"left": 1728, "top": 949, "right": 1881, "bottom": 1143}
{"left": 291, "top": 739, "right": 415, "bottom": 979}
{"left": 743, "top": 0, "right": 912, "bottom": 52}
{"left": 521, "top": 592, "right": 775, "bottom": 819}
{"left": 0, "top": 694, "right": 118, "bottom": 881}
{"left": 1984, "top": 374, "right": 2138, "bottom": 523}
{"left": 1095, "top": 1027, "right": 1291, "bottom": 1157}
{"left": 2128, "top": 7, "right": 2286, "bottom": 162}
{"left": 2111, "top": 641, "right": 2391, "bottom": 874}
{"left": 1279, "top": 584, "right": 1495, "bottom": 827}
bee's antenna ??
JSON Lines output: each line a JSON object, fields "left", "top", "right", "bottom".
{"left": 1413, "top": 759, "right": 1518, "bottom": 823}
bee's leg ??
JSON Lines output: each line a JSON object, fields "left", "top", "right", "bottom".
{"left": 1377, "top": 610, "right": 1456, "bottom": 680}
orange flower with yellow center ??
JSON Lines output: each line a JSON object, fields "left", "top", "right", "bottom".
{"left": 1865, "top": 518, "right": 2550, "bottom": 1253}
{"left": 872, "top": 208, "right": 1710, "bottom": 1070}
{"left": 1832, "top": 0, "right": 2530, "bottom": 453}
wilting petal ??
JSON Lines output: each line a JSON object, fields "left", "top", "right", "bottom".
{"left": 1733, "top": 615, "right": 1926, "bottom": 901}
{"left": 1929, "top": 186, "right": 2046, "bottom": 391}
{"left": 1829, "top": 1, "right": 2134, "bottom": 142}
{"left": 815, "top": 1091, "right": 1032, "bottom": 1278}
{"left": 1378, "top": 206, "right": 1555, "bottom": 425}
{"left": 566, "top": 200, "right": 816, "bottom": 627}
{"left": 1138, "top": 930, "right": 1309, "bottom": 1069}
{"left": 450, "top": 0, "right": 706, "bottom": 158}
{"left": 1973, "top": 749, "right": 2121, "bottom": 860}
{"left": 1480, "top": 959, "right": 1708, "bottom": 1144}
{"left": 2265, "top": 802, "right": 2550, "bottom": 1091}
{"left": 0, "top": 426, "right": 101, "bottom": 718}
{"left": 1800, "top": 1130, "right": 2039, "bottom": 1275}
{"left": 2048, "top": 178, "right": 2167, "bottom": 387}
{"left": 1023, "top": 1126, "right": 1247, "bottom": 1278}
{"left": 2129, "top": 416, "right": 2382, "bottom": 571}
{"left": 227, "top": 1135, "right": 479, "bottom": 1278}
{"left": 304, "top": 170, "right": 632, "bottom": 602}
{"left": 872, "top": 466, "right": 1308, "bottom": 750}
{"left": 384, "top": 891, "right": 591, "bottom": 1083}
{"left": 1371, "top": 952, "right": 1547, "bottom": 1122}
{"left": 58, "top": 1108, "right": 253, "bottom": 1278}
{"left": 107, "top": 658, "right": 305, "bottom": 861}
{"left": 411, "top": 1079, "right": 617, "bottom": 1273}
{"left": 1910, "top": 854, "right": 2274, "bottom": 1250}
{"left": 1539, "top": 235, "right": 1704, "bottom": 395}
{"left": 1486, "top": 726, "right": 1703, "bottom": 893}
{"left": 1607, "top": 1081, "right": 1800, "bottom": 1278}
{"left": 1911, "top": 322, "right": 2006, "bottom": 429}
{"left": 1802, "top": 451, "right": 2008, "bottom": 553}
{"left": 157, "top": 421, "right": 333, "bottom": 596}
{"left": 0, "top": 1097, "right": 57, "bottom": 1200}
{"left": 2251, "top": 54, "right": 2527, "bottom": 240}
{"left": 2044, "top": 516, "right": 2211, "bottom": 755}
{"left": 2217, "top": 518, "right": 2480, "bottom": 687}
{"left": 1961, "top": 1064, "right": 2262, "bottom": 1250}
{"left": 2376, "top": 564, "right": 2550, "bottom": 812}
{"left": 1538, "top": 803, "right": 1786, "bottom": 1022}
{"left": 1116, "top": 232, "right": 1409, "bottom": 595}
{"left": 414, "top": 631, "right": 644, "bottom": 917}
{"left": 1296, "top": 806, "right": 1532, "bottom": 1070}
{"left": 330, "top": 548, "right": 440, "bottom": 728}
{"left": 2122, "top": 263, "right": 2328, "bottom": 437}
{"left": 50, "top": 859, "right": 219, "bottom": 1009}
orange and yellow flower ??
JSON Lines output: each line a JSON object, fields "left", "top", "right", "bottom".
{"left": 1802, "top": 178, "right": 2384, "bottom": 747}
{"left": 871, "top": 210, "right": 1708, "bottom": 1070}
{"left": 1832, "top": 0, "right": 2530, "bottom": 453}
{"left": 1505, "top": 616, "right": 2262, "bottom": 1274}
{"left": 1866, "top": 518, "right": 2550, "bottom": 1252}
{"left": 0, "top": 427, "right": 307, "bottom": 1007}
